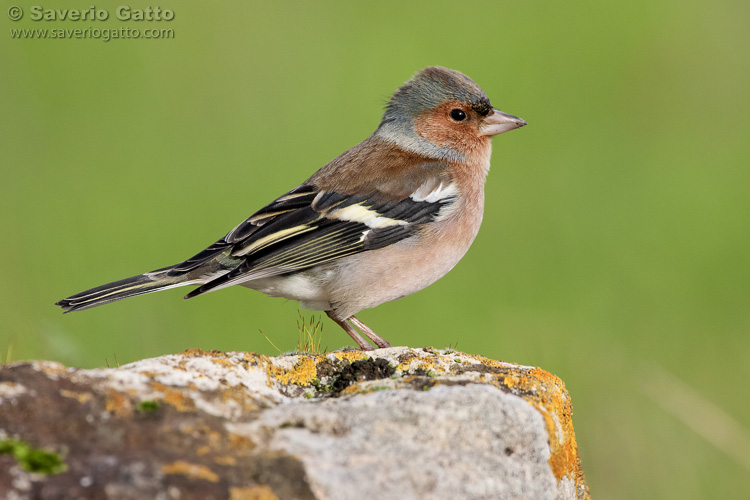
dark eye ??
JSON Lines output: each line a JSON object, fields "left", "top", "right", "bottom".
{"left": 450, "top": 109, "right": 467, "bottom": 121}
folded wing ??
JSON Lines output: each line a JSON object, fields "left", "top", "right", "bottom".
{"left": 179, "top": 175, "right": 457, "bottom": 298}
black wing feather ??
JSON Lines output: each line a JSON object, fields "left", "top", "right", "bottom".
{"left": 178, "top": 180, "right": 455, "bottom": 298}
{"left": 169, "top": 185, "right": 318, "bottom": 275}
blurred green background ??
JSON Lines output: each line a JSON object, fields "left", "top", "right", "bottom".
{"left": 2, "top": 0, "right": 749, "bottom": 497}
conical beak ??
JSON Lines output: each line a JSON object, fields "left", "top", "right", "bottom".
{"left": 480, "top": 109, "right": 527, "bottom": 136}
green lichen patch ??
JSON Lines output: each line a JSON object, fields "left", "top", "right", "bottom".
{"left": 0, "top": 438, "right": 67, "bottom": 474}
{"left": 137, "top": 400, "right": 160, "bottom": 412}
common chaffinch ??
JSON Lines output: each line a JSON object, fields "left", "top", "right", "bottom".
{"left": 56, "top": 66, "right": 526, "bottom": 350}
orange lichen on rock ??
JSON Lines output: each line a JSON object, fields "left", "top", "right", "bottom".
{"left": 481, "top": 360, "right": 588, "bottom": 498}
{"left": 228, "top": 433, "right": 256, "bottom": 454}
{"left": 32, "top": 360, "right": 69, "bottom": 376}
{"left": 220, "top": 384, "right": 261, "bottom": 412}
{"left": 410, "top": 351, "right": 589, "bottom": 498}
{"left": 161, "top": 460, "right": 220, "bottom": 483}
{"left": 332, "top": 350, "right": 369, "bottom": 364}
{"left": 214, "top": 455, "right": 237, "bottom": 466}
{"left": 229, "top": 485, "right": 280, "bottom": 500}
{"left": 528, "top": 368, "right": 586, "bottom": 491}
{"left": 267, "top": 355, "right": 319, "bottom": 386}
{"left": 150, "top": 381, "right": 197, "bottom": 412}
{"left": 396, "top": 355, "right": 437, "bottom": 374}
{"left": 209, "top": 357, "right": 237, "bottom": 369}
{"left": 59, "top": 389, "right": 93, "bottom": 404}
{"left": 181, "top": 348, "right": 209, "bottom": 358}
{"left": 105, "top": 389, "right": 133, "bottom": 417}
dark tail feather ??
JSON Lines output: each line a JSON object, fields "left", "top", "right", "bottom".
{"left": 55, "top": 266, "right": 192, "bottom": 313}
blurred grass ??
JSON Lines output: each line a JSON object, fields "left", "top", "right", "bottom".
{"left": 2, "top": 1, "right": 749, "bottom": 498}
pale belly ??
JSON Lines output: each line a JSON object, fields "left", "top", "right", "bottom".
{"left": 241, "top": 270, "right": 334, "bottom": 312}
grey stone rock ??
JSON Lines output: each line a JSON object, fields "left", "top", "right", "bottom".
{"left": 0, "top": 347, "right": 590, "bottom": 500}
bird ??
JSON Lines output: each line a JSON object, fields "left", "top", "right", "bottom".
{"left": 55, "top": 66, "right": 526, "bottom": 350}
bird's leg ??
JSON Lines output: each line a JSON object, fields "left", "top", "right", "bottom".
{"left": 326, "top": 311, "right": 373, "bottom": 351}
{"left": 348, "top": 316, "right": 392, "bottom": 348}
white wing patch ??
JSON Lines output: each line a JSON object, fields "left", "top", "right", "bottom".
{"left": 233, "top": 225, "right": 316, "bottom": 256}
{"left": 410, "top": 181, "right": 459, "bottom": 203}
{"left": 328, "top": 203, "right": 408, "bottom": 229}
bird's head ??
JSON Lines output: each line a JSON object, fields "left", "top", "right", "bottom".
{"left": 376, "top": 66, "right": 526, "bottom": 162}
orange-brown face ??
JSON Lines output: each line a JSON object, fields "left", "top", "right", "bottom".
{"left": 413, "top": 101, "right": 490, "bottom": 157}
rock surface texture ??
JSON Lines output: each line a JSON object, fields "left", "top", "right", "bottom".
{"left": 0, "top": 347, "right": 590, "bottom": 500}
